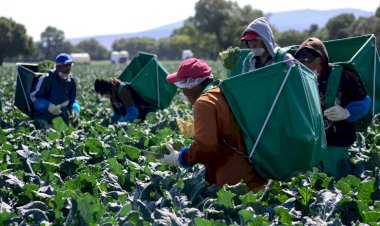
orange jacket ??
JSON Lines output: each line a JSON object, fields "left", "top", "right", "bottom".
{"left": 182, "top": 86, "right": 266, "bottom": 192}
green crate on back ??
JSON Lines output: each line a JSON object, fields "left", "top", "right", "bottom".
{"left": 15, "top": 63, "right": 40, "bottom": 117}
{"left": 286, "top": 34, "right": 380, "bottom": 131}
{"left": 118, "top": 52, "right": 177, "bottom": 110}
{"left": 324, "top": 35, "right": 380, "bottom": 131}
{"left": 221, "top": 61, "right": 326, "bottom": 180}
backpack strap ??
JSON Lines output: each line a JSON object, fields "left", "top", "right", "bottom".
{"left": 201, "top": 80, "right": 221, "bottom": 94}
{"left": 243, "top": 52, "right": 253, "bottom": 72}
{"left": 325, "top": 65, "right": 343, "bottom": 108}
{"left": 117, "top": 82, "right": 127, "bottom": 94}
{"left": 275, "top": 46, "right": 292, "bottom": 62}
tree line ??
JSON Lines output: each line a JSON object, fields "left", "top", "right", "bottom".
{"left": 1, "top": 0, "right": 380, "bottom": 65}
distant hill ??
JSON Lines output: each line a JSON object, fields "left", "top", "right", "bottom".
{"left": 68, "top": 8, "right": 372, "bottom": 50}
{"left": 68, "top": 21, "right": 184, "bottom": 50}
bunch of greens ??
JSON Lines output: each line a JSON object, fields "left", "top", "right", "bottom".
{"left": 219, "top": 46, "right": 241, "bottom": 69}
{"left": 37, "top": 60, "right": 55, "bottom": 73}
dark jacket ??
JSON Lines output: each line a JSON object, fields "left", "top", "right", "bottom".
{"left": 30, "top": 71, "right": 76, "bottom": 123}
{"left": 296, "top": 38, "right": 367, "bottom": 146}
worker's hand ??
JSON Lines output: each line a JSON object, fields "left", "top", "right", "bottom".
{"left": 57, "top": 100, "right": 70, "bottom": 108}
{"left": 70, "top": 109, "right": 80, "bottom": 122}
{"left": 161, "top": 143, "right": 179, "bottom": 166}
{"left": 324, "top": 105, "right": 350, "bottom": 121}
{"left": 48, "top": 103, "right": 62, "bottom": 115}
{"left": 176, "top": 114, "right": 194, "bottom": 138}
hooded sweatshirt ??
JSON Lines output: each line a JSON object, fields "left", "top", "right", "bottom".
{"left": 242, "top": 17, "right": 293, "bottom": 72}
{"left": 295, "top": 37, "right": 368, "bottom": 147}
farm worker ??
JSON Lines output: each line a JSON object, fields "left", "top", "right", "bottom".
{"left": 30, "top": 53, "right": 80, "bottom": 127}
{"left": 240, "top": 17, "right": 293, "bottom": 73}
{"left": 94, "top": 77, "right": 151, "bottom": 122}
{"left": 161, "top": 58, "right": 267, "bottom": 192}
{"left": 294, "top": 37, "right": 370, "bottom": 179}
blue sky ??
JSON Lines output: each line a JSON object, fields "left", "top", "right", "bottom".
{"left": 1, "top": 0, "right": 379, "bottom": 41}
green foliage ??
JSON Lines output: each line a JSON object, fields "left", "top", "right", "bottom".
{"left": 37, "top": 26, "right": 72, "bottom": 60}
{"left": 74, "top": 38, "right": 109, "bottom": 60}
{"left": 277, "top": 30, "right": 308, "bottom": 47}
{"left": 219, "top": 46, "right": 241, "bottom": 69}
{"left": 112, "top": 37, "right": 158, "bottom": 58}
{"left": 326, "top": 14, "right": 356, "bottom": 39}
{"left": 0, "top": 62, "right": 379, "bottom": 225}
{"left": 37, "top": 60, "right": 55, "bottom": 73}
{"left": 0, "top": 17, "right": 35, "bottom": 65}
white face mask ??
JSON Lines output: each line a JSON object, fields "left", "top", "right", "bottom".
{"left": 251, "top": 48, "right": 266, "bottom": 57}
{"left": 312, "top": 70, "right": 320, "bottom": 77}
{"left": 58, "top": 72, "right": 70, "bottom": 80}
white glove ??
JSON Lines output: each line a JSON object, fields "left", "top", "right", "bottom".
{"left": 161, "top": 143, "right": 179, "bottom": 166}
{"left": 48, "top": 103, "right": 62, "bottom": 115}
{"left": 57, "top": 100, "right": 70, "bottom": 108}
{"left": 324, "top": 105, "right": 350, "bottom": 121}
{"left": 70, "top": 109, "right": 79, "bottom": 122}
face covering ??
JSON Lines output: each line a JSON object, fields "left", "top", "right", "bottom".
{"left": 312, "top": 70, "right": 320, "bottom": 77}
{"left": 58, "top": 72, "right": 70, "bottom": 80}
{"left": 251, "top": 48, "right": 266, "bottom": 57}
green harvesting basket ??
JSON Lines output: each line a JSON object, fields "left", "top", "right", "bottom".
{"left": 15, "top": 63, "right": 40, "bottom": 117}
{"left": 221, "top": 61, "right": 327, "bottom": 180}
{"left": 118, "top": 52, "right": 177, "bottom": 110}
{"left": 285, "top": 34, "right": 380, "bottom": 130}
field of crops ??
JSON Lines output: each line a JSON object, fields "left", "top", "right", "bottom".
{"left": 0, "top": 61, "right": 379, "bottom": 225}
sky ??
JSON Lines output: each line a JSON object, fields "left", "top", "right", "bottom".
{"left": 1, "top": 0, "right": 379, "bottom": 41}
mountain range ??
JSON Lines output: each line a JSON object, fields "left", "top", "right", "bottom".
{"left": 68, "top": 8, "right": 373, "bottom": 50}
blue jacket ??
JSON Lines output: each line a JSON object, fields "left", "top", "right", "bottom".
{"left": 30, "top": 71, "right": 79, "bottom": 123}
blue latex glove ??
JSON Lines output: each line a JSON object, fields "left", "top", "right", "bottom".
{"left": 118, "top": 105, "right": 139, "bottom": 122}
{"left": 71, "top": 100, "right": 81, "bottom": 114}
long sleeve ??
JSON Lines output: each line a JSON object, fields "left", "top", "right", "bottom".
{"left": 346, "top": 95, "right": 370, "bottom": 122}
{"left": 30, "top": 76, "right": 50, "bottom": 112}
{"left": 184, "top": 87, "right": 246, "bottom": 166}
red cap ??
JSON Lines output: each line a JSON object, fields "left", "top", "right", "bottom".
{"left": 240, "top": 31, "right": 259, "bottom": 41}
{"left": 166, "top": 58, "right": 212, "bottom": 83}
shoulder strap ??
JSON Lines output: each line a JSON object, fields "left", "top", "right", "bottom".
{"left": 117, "top": 82, "right": 127, "bottom": 94}
{"left": 275, "top": 46, "right": 292, "bottom": 62}
{"left": 243, "top": 52, "right": 253, "bottom": 72}
{"left": 325, "top": 65, "right": 343, "bottom": 108}
{"left": 202, "top": 80, "right": 221, "bottom": 94}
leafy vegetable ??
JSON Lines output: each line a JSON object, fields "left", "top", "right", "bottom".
{"left": 219, "top": 46, "right": 241, "bottom": 69}
{"left": 37, "top": 60, "right": 55, "bottom": 73}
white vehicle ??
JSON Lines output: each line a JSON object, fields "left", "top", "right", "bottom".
{"left": 111, "top": 51, "right": 129, "bottom": 64}
{"left": 182, "top": 49, "right": 194, "bottom": 60}
{"left": 70, "top": 53, "right": 91, "bottom": 64}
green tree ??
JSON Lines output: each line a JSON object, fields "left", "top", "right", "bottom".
{"left": 376, "top": 5, "right": 380, "bottom": 18}
{"left": 74, "top": 39, "right": 109, "bottom": 60}
{"left": 307, "top": 24, "right": 319, "bottom": 36}
{"left": 277, "top": 30, "right": 308, "bottom": 46}
{"left": 0, "top": 17, "right": 35, "bottom": 65}
{"left": 112, "top": 37, "right": 158, "bottom": 58}
{"left": 326, "top": 14, "right": 356, "bottom": 39}
{"left": 172, "top": 20, "right": 219, "bottom": 59}
{"left": 175, "top": 0, "right": 263, "bottom": 59}
{"left": 37, "top": 26, "right": 72, "bottom": 60}
{"left": 157, "top": 37, "right": 185, "bottom": 60}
